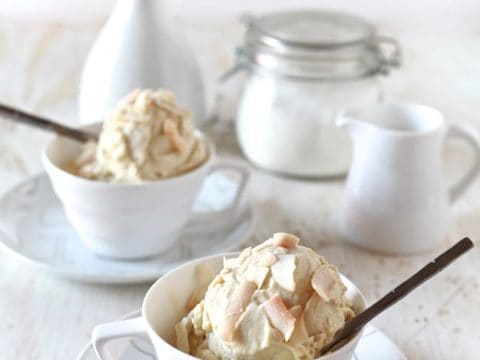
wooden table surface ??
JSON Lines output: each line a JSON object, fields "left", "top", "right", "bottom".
{"left": 0, "top": 12, "right": 480, "bottom": 360}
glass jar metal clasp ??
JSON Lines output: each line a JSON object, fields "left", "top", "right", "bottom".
{"left": 374, "top": 36, "right": 402, "bottom": 75}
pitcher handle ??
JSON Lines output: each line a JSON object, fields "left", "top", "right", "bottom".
{"left": 447, "top": 124, "right": 480, "bottom": 203}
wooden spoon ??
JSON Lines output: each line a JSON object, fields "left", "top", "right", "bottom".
{"left": 319, "top": 237, "right": 475, "bottom": 355}
{"left": 0, "top": 102, "right": 98, "bottom": 142}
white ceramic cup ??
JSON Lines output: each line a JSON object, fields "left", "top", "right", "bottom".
{"left": 91, "top": 253, "right": 367, "bottom": 360}
{"left": 42, "top": 125, "right": 249, "bottom": 259}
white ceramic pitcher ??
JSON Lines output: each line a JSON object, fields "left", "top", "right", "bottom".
{"left": 337, "top": 103, "right": 480, "bottom": 254}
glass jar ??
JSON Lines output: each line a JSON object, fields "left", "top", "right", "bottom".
{"left": 233, "top": 10, "right": 401, "bottom": 178}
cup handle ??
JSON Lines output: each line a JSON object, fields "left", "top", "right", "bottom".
{"left": 192, "top": 159, "right": 249, "bottom": 220}
{"left": 92, "top": 317, "right": 147, "bottom": 360}
{"left": 447, "top": 124, "right": 480, "bottom": 203}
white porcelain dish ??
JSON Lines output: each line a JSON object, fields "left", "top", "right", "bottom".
{"left": 0, "top": 173, "right": 254, "bottom": 284}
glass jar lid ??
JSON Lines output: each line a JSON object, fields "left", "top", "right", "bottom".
{"left": 239, "top": 10, "right": 401, "bottom": 80}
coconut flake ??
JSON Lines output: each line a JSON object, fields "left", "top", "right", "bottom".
{"left": 272, "top": 233, "right": 299, "bottom": 249}
{"left": 256, "top": 252, "right": 277, "bottom": 267}
{"left": 246, "top": 266, "right": 270, "bottom": 289}
{"left": 288, "top": 305, "right": 309, "bottom": 344}
{"left": 271, "top": 254, "right": 297, "bottom": 292}
{"left": 311, "top": 265, "right": 337, "bottom": 302}
{"left": 217, "top": 281, "right": 257, "bottom": 341}
{"left": 272, "top": 246, "right": 289, "bottom": 255}
{"left": 262, "top": 295, "right": 296, "bottom": 341}
{"left": 288, "top": 305, "right": 303, "bottom": 318}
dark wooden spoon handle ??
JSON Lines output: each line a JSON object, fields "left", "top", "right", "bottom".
{"left": 321, "top": 237, "right": 474, "bottom": 355}
{"left": 0, "top": 102, "right": 97, "bottom": 142}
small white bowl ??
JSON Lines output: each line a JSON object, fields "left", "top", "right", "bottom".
{"left": 92, "top": 253, "right": 366, "bottom": 360}
{"left": 42, "top": 124, "right": 228, "bottom": 260}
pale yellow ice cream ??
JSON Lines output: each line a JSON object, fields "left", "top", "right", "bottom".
{"left": 71, "top": 89, "right": 208, "bottom": 183}
{"left": 175, "top": 233, "right": 354, "bottom": 360}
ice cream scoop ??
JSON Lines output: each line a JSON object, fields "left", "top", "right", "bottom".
{"left": 72, "top": 88, "right": 208, "bottom": 183}
{"left": 174, "top": 233, "right": 355, "bottom": 359}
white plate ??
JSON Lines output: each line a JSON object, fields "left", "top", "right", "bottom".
{"left": 0, "top": 174, "right": 254, "bottom": 284}
{"left": 76, "top": 309, "right": 407, "bottom": 360}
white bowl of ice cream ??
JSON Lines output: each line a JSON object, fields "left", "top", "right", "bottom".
{"left": 42, "top": 89, "right": 234, "bottom": 259}
{"left": 92, "top": 233, "right": 366, "bottom": 360}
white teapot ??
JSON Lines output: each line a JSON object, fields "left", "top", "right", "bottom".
{"left": 338, "top": 103, "right": 480, "bottom": 254}
{"left": 78, "top": 0, "right": 205, "bottom": 125}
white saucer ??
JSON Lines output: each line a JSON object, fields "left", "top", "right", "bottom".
{"left": 76, "top": 309, "right": 406, "bottom": 360}
{"left": 0, "top": 174, "right": 254, "bottom": 284}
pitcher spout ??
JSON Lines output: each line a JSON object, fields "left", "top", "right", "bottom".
{"left": 335, "top": 114, "right": 354, "bottom": 129}
{"left": 336, "top": 112, "right": 367, "bottom": 137}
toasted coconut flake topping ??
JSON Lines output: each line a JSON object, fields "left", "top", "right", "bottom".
{"left": 273, "top": 233, "right": 299, "bottom": 249}
{"left": 217, "top": 281, "right": 257, "bottom": 342}
{"left": 239, "top": 247, "right": 252, "bottom": 261}
{"left": 246, "top": 266, "right": 270, "bottom": 289}
{"left": 257, "top": 252, "right": 277, "bottom": 267}
{"left": 262, "top": 295, "right": 296, "bottom": 341}
{"left": 288, "top": 305, "right": 303, "bottom": 319}
{"left": 311, "top": 265, "right": 337, "bottom": 302}
{"left": 271, "top": 254, "right": 297, "bottom": 292}
{"left": 288, "top": 305, "right": 309, "bottom": 345}
{"left": 272, "top": 246, "right": 289, "bottom": 255}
